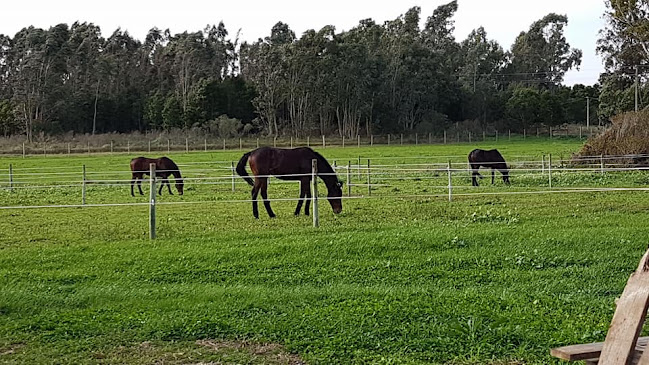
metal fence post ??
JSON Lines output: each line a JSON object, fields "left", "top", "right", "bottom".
{"left": 312, "top": 159, "right": 319, "bottom": 228}
{"left": 357, "top": 156, "right": 361, "bottom": 179}
{"left": 367, "top": 159, "right": 371, "bottom": 196}
{"left": 347, "top": 160, "right": 351, "bottom": 197}
{"left": 548, "top": 154, "right": 552, "bottom": 188}
{"left": 447, "top": 161, "right": 452, "bottom": 202}
{"left": 149, "top": 163, "right": 156, "bottom": 240}
{"left": 82, "top": 165, "right": 87, "bottom": 205}
{"left": 9, "top": 164, "right": 13, "bottom": 191}
{"left": 231, "top": 161, "right": 236, "bottom": 192}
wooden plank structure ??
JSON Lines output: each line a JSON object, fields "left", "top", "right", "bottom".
{"left": 551, "top": 248, "right": 649, "bottom": 364}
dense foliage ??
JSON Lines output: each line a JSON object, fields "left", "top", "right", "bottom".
{"left": 0, "top": 1, "right": 630, "bottom": 140}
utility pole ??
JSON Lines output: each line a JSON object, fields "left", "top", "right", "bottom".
{"left": 586, "top": 96, "right": 590, "bottom": 129}
{"left": 636, "top": 65, "right": 639, "bottom": 112}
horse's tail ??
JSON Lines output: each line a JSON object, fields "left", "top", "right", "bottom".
{"left": 236, "top": 152, "right": 254, "bottom": 186}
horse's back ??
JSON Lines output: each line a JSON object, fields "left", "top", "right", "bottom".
{"left": 468, "top": 149, "right": 506, "bottom": 164}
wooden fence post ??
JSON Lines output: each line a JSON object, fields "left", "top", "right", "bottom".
{"left": 357, "top": 135, "right": 360, "bottom": 148}
{"left": 256, "top": 138, "right": 259, "bottom": 148}
{"left": 306, "top": 136, "right": 309, "bottom": 147}
{"left": 322, "top": 135, "right": 325, "bottom": 148}
{"left": 149, "top": 163, "right": 156, "bottom": 240}
{"left": 87, "top": 142, "right": 90, "bottom": 155}
{"left": 312, "top": 159, "right": 319, "bottom": 228}
{"left": 186, "top": 138, "right": 189, "bottom": 152}
{"left": 223, "top": 139, "right": 226, "bottom": 150}
{"left": 127, "top": 140, "right": 130, "bottom": 154}
{"left": 22, "top": 143, "right": 26, "bottom": 158}
{"left": 291, "top": 136, "right": 293, "bottom": 148}
{"left": 388, "top": 134, "right": 391, "bottom": 145}
{"left": 601, "top": 154, "right": 605, "bottom": 174}
{"left": 205, "top": 139, "right": 207, "bottom": 152}
{"left": 239, "top": 138, "right": 242, "bottom": 150}
{"left": 148, "top": 140, "right": 151, "bottom": 153}
{"left": 67, "top": 143, "right": 71, "bottom": 155}
{"left": 111, "top": 140, "right": 114, "bottom": 153}
{"left": 168, "top": 139, "right": 171, "bottom": 152}
{"left": 342, "top": 136, "right": 345, "bottom": 148}
{"left": 415, "top": 133, "right": 418, "bottom": 145}
{"left": 401, "top": 134, "right": 403, "bottom": 145}
{"left": 444, "top": 131, "right": 447, "bottom": 144}
{"left": 274, "top": 136, "right": 277, "bottom": 147}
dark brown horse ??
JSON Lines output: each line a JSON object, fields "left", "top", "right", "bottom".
{"left": 468, "top": 149, "right": 510, "bottom": 186}
{"left": 130, "top": 157, "right": 184, "bottom": 196}
{"left": 236, "top": 147, "right": 343, "bottom": 219}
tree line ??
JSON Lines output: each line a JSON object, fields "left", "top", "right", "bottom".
{"left": 0, "top": 0, "right": 643, "bottom": 140}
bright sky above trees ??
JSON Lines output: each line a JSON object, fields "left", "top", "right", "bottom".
{"left": 2, "top": 0, "right": 605, "bottom": 85}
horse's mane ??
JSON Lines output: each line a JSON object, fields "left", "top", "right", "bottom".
{"left": 312, "top": 150, "right": 335, "bottom": 173}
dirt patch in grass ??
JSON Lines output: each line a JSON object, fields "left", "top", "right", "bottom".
{"left": 196, "top": 339, "right": 305, "bottom": 364}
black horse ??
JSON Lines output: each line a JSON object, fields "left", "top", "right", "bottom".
{"left": 236, "top": 147, "right": 343, "bottom": 219}
{"left": 130, "top": 156, "right": 184, "bottom": 196}
{"left": 468, "top": 149, "right": 510, "bottom": 187}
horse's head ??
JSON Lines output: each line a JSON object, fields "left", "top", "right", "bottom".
{"left": 327, "top": 180, "right": 343, "bottom": 214}
{"left": 502, "top": 167, "right": 511, "bottom": 185}
{"left": 176, "top": 178, "right": 184, "bottom": 195}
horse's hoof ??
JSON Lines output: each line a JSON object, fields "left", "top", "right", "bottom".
{"left": 269, "top": 214, "right": 276, "bottom": 218}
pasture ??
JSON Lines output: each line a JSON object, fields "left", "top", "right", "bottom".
{"left": 1, "top": 137, "right": 648, "bottom": 364}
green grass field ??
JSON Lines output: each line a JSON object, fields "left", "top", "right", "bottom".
{"left": 1, "top": 137, "right": 648, "bottom": 364}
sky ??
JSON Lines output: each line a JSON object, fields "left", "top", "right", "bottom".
{"left": 2, "top": 0, "right": 607, "bottom": 86}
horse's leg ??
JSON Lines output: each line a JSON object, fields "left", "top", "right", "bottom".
{"left": 131, "top": 175, "right": 136, "bottom": 196}
{"left": 304, "top": 183, "right": 312, "bottom": 216}
{"left": 294, "top": 179, "right": 308, "bottom": 215}
{"left": 137, "top": 175, "right": 144, "bottom": 195}
{"left": 260, "top": 178, "right": 276, "bottom": 218}
{"left": 251, "top": 179, "right": 261, "bottom": 219}
{"left": 491, "top": 169, "right": 495, "bottom": 185}
{"left": 158, "top": 177, "right": 164, "bottom": 195}
{"left": 471, "top": 166, "right": 479, "bottom": 187}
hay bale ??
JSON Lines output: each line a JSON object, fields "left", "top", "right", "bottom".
{"left": 578, "top": 110, "right": 649, "bottom": 159}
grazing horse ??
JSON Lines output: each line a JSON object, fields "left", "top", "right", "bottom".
{"left": 468, "top": 149, "right": 510, "bottom": 187}
{"left": 236, "top": 147, "right": 343, "bottom": 219}
{"left": 130, "top": 157, "right": 184, "bottom": 196}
